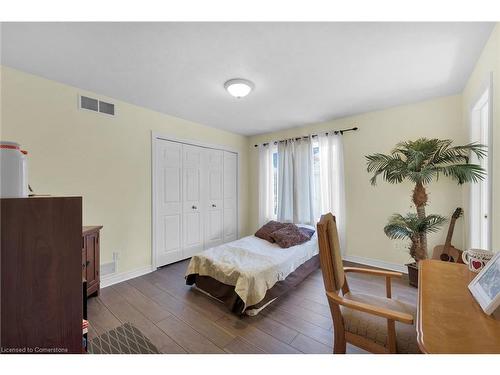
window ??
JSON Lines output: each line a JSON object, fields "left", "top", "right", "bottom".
{"left": 270, "top": 140, "right": 322, "bottom": 219}
{"left": 258, "top": 132, "right": 345, "bottom": 232}
{"left": 259, "top": 134, "right": 345, "bottom": 247}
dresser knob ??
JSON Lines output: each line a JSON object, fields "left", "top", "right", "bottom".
{"left": 212, "top": 204, "right": 216, "bottom": 208}
{"left": 192, "top": 205, "right": 197, "bottom": 210}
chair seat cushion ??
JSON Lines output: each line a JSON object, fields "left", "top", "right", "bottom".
{"left": 340, "top": 292, "right": 420, "bottom": 354}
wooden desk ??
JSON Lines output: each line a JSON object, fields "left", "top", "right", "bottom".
{"left": 417, "top": 260, "right": 500, "bottom": 353}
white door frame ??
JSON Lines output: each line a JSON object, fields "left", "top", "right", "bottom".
{"left": 468, "top": 73, "right": 493, "bottom": 250}
{"left": 151, "top": 131, "right": 239, "bottom": 269}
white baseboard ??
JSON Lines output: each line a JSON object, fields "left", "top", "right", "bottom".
{"left": 100, "top": 265, "right": 154, "bottom": 288}
{"left": 342, "top": 255, "right": 408, "bottom": 274}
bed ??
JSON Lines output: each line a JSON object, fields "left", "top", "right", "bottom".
{"left": 185, "top": 225, "right": 319, "bottom": 315}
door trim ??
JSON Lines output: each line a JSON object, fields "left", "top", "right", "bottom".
{"left": 151, "top": 131, "right": 240, "bottom": 269}
{"left": 468, "top": 72, "right": 493, "bottom": 250}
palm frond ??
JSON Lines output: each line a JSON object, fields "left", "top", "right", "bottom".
{"left": 384, "top": 213, "right": 413, "bottom": 240}
{"left": 384, "top": 212, "right": 447, "bottom": 240}
{"left": 406, "top": 166, "right": 439, "bottom": 184}
{"left": 366, "top": 154, "right": 407, "bottom": 185}
{"left": 439, "top": 163, "right": 486, "bottom": 184}
{"left": 431, "top": 142, "right": 487, "bottom": 165}
{"left": 418, "top": 214, "right": 447, "bottom": 234}
{"left": 384, "top": 224, "right": 413, "bottom": 240}
{"left": 366, "top": 138, "right": 487, "bottom": 186}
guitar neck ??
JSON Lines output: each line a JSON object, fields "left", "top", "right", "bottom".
{"left": 444, "top": 218, "right": 457, "bottom": 248}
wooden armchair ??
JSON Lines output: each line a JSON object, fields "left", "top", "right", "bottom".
{"left": 317, "top": 213, "right": 420, "bottom": 354}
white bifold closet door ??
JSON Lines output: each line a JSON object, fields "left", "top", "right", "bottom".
{"left": 204, "top": 149, "right": 224, "bottom": 249}
{"left": 154, "top": 138, "right": 238, "bottom": 268}
{"left": 182, "top": 144, "right": 205, "bottom": 258}
{"left": 223, "top": 151, "right": 238, "bottom": 243}
{"left": 155, "top": 140, "right": 183, "bottom": 266}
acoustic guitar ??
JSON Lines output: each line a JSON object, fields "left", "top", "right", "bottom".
{"left": 431, "top": 208, "right": 463, "bottom": 263}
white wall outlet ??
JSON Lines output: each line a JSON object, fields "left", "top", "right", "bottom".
{"left": 100, "top": 261, "right": 116, "bottom": 276}
{"left": 101, "top": 252, "right": 119, "bottom": 277}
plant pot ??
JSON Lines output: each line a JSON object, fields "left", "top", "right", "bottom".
{"left": 406, "top": 262, "right": 418, "bottom": 288}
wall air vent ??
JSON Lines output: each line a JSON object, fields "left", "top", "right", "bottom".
{"left": 79, "top": 95, "right": 115, "bottom": 116}
{"left": 99, "top": 100, "right": 115, "bottom": 116}
{"left": 80, "top": 95, "right": 98, "bottom": 112}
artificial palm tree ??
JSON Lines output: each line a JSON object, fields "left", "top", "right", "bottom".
{"left": 366, "top": 138, "right": 486, "bottom": 261}
{"left": 384, "top": 213, "right": 447, "bottom": 260}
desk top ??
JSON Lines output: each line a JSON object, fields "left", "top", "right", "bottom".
{"left": 417, "top": 260, "right": 500, "bottom": 353}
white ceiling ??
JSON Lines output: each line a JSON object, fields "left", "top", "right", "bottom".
{"left": 0, "top": 22, "right": 494, "bottom": 136}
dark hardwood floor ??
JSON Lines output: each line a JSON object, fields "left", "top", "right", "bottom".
{"left": 87, "top": 260, "right": 417, "bottom": 354}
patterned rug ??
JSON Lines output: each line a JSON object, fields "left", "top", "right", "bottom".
{"left": 88, "top": 322, "right": 161, "bottom": 354}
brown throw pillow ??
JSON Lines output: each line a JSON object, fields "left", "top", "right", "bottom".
{"left": 269, "top": 224, "right": 310, "bottom": 248}
{"left": 255, "top": 220, "right": 287, "bottom": 243}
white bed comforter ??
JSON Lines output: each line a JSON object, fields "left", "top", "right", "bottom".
{"left": 185, "top": 229, "right": 318, "bottom": 310}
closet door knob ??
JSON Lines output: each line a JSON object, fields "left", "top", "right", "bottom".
{"left": 192, "top": 205, "right": 197, "bottom": 210}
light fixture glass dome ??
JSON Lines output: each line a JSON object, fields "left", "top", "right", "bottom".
{"left": 224, "top": 78, "right": 254, "bottom": 98}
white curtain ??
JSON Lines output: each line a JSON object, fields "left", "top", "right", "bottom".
{"left": 258, "top": 144, "right": 276, "bottom": 226}
{"left": 318, "top": 133, "right": 346, "bottom": 252}
{"left": 277, "top": 137, "right": 316, "bottom": 225}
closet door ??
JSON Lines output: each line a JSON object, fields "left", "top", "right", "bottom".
{"left": 223, "top": 151, "right": 238, "bottom": 242}
{"left": 155, "top": 140, "right": 183, "bottom": 267}
{"left": 204, "top": 149, "right": 224, "bottom": 249}
{"left": 182, "top": 144, "right": 204, "bottom": 258}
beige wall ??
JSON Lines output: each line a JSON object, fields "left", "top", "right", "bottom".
{"left": 248, "top": 95, "right": 466, "bottom": 267}
{"left": 0, "top": 66, "right": 250, "bottom": 275}
{"left": 462, "top": 23, "right": 500, "bottom": 251}
{"left": 1, "top": 23, "right": 497, "bottom": 274}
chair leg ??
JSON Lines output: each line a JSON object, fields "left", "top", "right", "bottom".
{"left": 333, "top": 317, "right": 346, "bottom": 354}
{"left": 387, "top": 319, "right": 397, "bottom": 353}
{"left": 333, "top": 330, "right": 346, "bottom": 354}
{"left": 331, "top": 305, "right": 347, "bottom": 354}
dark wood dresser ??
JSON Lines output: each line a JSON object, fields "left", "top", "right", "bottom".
{"left": 0, "top": 197, "right": 83, "bottom": 353}
{"left": 82, "top": 226, "right": 102, "bottom": 297}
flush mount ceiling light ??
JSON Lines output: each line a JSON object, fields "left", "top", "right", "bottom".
{"left": 224, "top": 78, "right": 254, "bottom": 98}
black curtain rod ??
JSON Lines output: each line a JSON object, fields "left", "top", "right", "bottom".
{"left": 253, "top": 126, "right": 358, "bottom": 148}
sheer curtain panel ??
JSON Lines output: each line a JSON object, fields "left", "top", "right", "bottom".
{"left": 277, "top": 137, "right": 316, "bottom": 225}
{"left": 258, "top": 144, "right": 276, "bottom": 226}
{"left": 318, "top": 133, "right": 346, "bottom": 252}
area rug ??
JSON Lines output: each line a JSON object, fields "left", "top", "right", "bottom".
{"left": 88, "top": 322, "right": 161, "bottom": 354}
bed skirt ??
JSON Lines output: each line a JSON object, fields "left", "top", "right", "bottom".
{"left": 185, "top": 254, "right": 320, "bottom": 315}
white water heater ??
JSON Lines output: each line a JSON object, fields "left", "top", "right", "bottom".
{"left": 1, "top": 141, "right": 29, "bottom": 198}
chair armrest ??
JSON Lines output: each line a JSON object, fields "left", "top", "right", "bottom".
{"left": 343, "top": 267, "right": 403, "bottom": 278}
{"left": 326, "top": 291, "right": 414, "bottom": 324}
